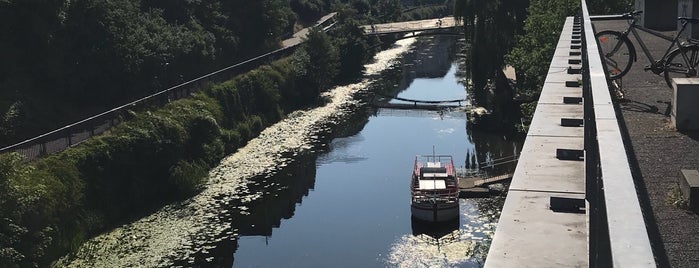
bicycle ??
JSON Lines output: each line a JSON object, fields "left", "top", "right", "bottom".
{"left": 593, "top": 11, "right": 699, "bottom": 87}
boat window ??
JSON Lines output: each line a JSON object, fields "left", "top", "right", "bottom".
{"left": 420, "top": 167, "right": 447, "bottom": 176}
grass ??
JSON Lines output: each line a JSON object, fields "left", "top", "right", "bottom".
{"left": 666, "top": 185, "right": 690, "bottom": 210}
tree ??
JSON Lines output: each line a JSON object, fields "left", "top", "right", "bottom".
{"left": 332, "top": 15, "right": 371, "bottom": 80}
{"left": 295, "top": 28, "right": 339, "bottom": 100}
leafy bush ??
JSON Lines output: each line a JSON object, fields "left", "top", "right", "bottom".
{"left": 504, "top": 0, "right": 580, "bottom": 124}
{"left": 169, "top": 159, "right": 209, "bottom": 196}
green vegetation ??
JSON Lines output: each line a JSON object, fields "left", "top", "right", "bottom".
{"left": 667, "top": 185, "right": 690, "bottom": 210}
{"left": 0, "top": 0, "right": 295, "bottom": 146}
{"left": 451, "top": 0, "right": 631, "bottom": 129}
{"left": 505, "top": 0, "right": 632, "bottom": 126}
{"left": 400, "top": 0, "right": 454, "bottom": 21}
{"left": 506, "top": 0, "right": 580, "bottom": 98}
{"left": 0, "top": 5, "right": 374, "bottom": 266}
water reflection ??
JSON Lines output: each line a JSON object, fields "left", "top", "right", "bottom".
{"left": 386, "top": 196, "right": 505, "bottom": 268}
{"left": 227, "top": 36, "right": 522, "bottom": 267}
{"left": 173, "top": 157, "right": 320, "bottom": 267}
{"left": 388, "top": 219, "right": 472, "bottom": 267}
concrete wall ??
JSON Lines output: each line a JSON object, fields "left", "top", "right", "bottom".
{"left": 636, "top": 0, "right": 678, "bottom": 30}
{"left": 678, "top": 0, "right": 699, "bottom": 38}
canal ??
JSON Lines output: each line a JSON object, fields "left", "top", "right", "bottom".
{"left": 55, "top": 35, "right": 524, "bottom": 268}
{"left": 229, "top": 36, "right": 523, "bottom": 267}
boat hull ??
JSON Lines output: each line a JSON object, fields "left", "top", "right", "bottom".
{"left": 410, "top": 203, "right": 459, "bottom": 222}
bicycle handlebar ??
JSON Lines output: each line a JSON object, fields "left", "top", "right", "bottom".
{"left": 678, "top": 17, "right": 699, "bottom": 24}
{"left": 623, "top": 10, "right": 643, "bottom": 18}
{"left": 590, "top": 10, "right": 642, "bottom": 21}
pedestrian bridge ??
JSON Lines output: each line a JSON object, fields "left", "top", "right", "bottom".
{"left": 361, "top": 16, "right": 461, "bottom": 36}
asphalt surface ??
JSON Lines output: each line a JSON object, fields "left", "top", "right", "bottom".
{"left": 282, "top": 12, "right": 337, "bottom": 48}
{"left": 361, "top": 16, "right": 457, "bottom": 34}
{"left": 594, "top": 20, "right": 699, "bottom": 268}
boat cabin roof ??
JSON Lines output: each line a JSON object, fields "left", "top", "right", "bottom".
{"left": 418, "top": 179, "right": 447, "bottom": 190}
{"left": 420, "top": 167, "right": 448, "bottom": 178}
{"left": 426, "top": 162, "right": 442, "bottom": 168}
{"left": 414, "top": 154, "right": 455, "bottom": 177}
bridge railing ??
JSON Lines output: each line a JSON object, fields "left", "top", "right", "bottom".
{"left": 0, "top": 46, "right": 298, "bottom": 161}
{"left": 580, "top": 0, "right": 655, "bottom": 266}
{"left": 0, "top": 14, "right": 345, "bottom": 160}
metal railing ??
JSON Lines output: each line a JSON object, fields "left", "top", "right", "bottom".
{"left": 580, "top": 0, "right": 656, "bottom": 266}
{"left": 0, "top": 15, "right": 339, "bottom": 161}
{"left": 0, "top": 46, "right": 295, "bottom": 160}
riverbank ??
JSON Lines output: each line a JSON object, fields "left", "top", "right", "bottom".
{"left": 54, "top": 38, "right": 418, "bottom": 267}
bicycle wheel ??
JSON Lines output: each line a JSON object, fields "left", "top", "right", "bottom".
{"left": 596, "top": 30, "right": 634, "bottom": 80}
{"left": 664, "top": 45, "right": 699, "bottom": 88}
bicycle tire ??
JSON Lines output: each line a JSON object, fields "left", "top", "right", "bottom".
{"left": 664, "top": 45, "right": 699, "bottom": 88}
{"left": 596, "top": 30, "right": 634, "bottom": 80}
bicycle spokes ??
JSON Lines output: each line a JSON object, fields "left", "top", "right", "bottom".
{"left": 664, "top": 45, "right": 699, "bottom": 87}
{"left": 596, "top": 30, "right": 633, "bottom": 79}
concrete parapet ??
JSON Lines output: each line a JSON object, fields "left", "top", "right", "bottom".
{"left": 485, "top": 16, "right": 588, "bottom": 268}
{"left": 680, "top": 169, "right": 699, "bottom": 211}
{"left": 672, "top": 78, "right": 699, "bottom": 130}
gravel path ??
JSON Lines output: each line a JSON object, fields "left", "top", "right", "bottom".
{"left": 594, "top": 20, "right": 699, "bottom": 268}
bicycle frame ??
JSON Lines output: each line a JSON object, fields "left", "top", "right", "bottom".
{"left": 592, "top": 11, "right": 699, "bottom": 84}
{"left": 624, "top": 17, "right": 692, "bottom": 68}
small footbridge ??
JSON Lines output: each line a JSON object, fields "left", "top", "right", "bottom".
{"left": 456, "top": 154, "right": 519, "bottom": 197}
{"left": 370, "top": 93, "right": 469, "bottom": 111}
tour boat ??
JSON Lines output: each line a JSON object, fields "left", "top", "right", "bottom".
{"left": 410, "top": 154, "right": 460, "bottom": 222}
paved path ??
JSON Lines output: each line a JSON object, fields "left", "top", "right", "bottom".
{"left": 458, "top": 173, "right": 513, "bottom": 189}
{"left": 361, "top": 17, "right": 458, "bottom": 35}
{"left": 594, "top": 20, "right": 699, "bottom": 268}
{"left": 282, "top": 12, "right": 337, "bottom": 47}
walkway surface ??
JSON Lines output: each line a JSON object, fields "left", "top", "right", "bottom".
{"left": 282, "top": 12, "right": 336, "bottom": 47}
{"left": 361, "top": 16, "right": 457, "bottom": 35}
{"left": 593, "top": 20, "right": 699, "bottom": 268}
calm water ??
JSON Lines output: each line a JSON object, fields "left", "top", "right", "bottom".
{"left": 229, "top": 37, "right": 522, "bottom": 267}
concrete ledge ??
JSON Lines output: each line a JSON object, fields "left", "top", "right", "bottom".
{"left": 680, "top": 169, "right": 699, "bottom": 211}
{"left": 528, "top": 105, "right": 584, "bottom": 137}
{"left": 485, "top": 16, "right": 588, "bottom": 267}
{"left": 671, "top": 78, "right": 699, "bottom": 130}
{"left": 509, "top": 136, "right": 584, "bottom": 193}
{"left": 485, "top": 191, "right": 587, "bottom": 268}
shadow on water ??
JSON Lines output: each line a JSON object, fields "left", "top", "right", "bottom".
{"left": 170, "top": 154, "right": 321, "bottom": 267}
{"left": 411, "top": 218, "right": 460, "bottom": 239}
{"left": 179, "top": 111, "right": 373, "bottom": 267}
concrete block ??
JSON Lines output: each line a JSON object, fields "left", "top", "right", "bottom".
{"left": 680, "top": 169, "right": 699, "bottom": 211}
{"left": 672, "top": 78, "right": 699, "bottom": 130}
